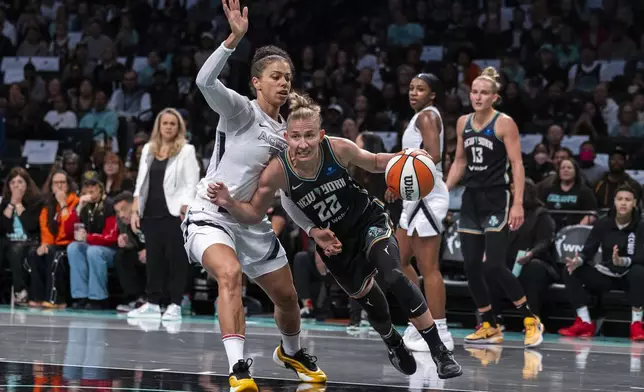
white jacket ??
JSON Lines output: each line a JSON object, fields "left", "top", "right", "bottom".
{"left": 134, "top": 142, "right": 200, "bottom": 217}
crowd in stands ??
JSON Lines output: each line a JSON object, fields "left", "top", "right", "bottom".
{"left": 0, "top": 0, "right": 644, "bottom": 337}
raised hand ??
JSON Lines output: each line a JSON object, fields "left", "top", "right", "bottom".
{"left": 222, "top": 0, "right": 248, "bottom": 39}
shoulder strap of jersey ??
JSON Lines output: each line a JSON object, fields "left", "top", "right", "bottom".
{"left": 277, "top": 150, "right": 295, "bottom": 195}
{"left": 465, "top": 113, "right": 474, "bottom": 130}
{"left": 489, "top": 111, "right": 502, "bottom": 130}
{"left": 322, "top": 136, "right": 346, "bottom": 169}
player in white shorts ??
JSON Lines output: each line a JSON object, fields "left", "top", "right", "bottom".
{"left": 181, "top": 2, "right": 326, "bottom": 391}
{"left": 385, "top": 73, "right": 454, "bottom": 352}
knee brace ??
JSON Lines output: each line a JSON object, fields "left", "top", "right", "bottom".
{"left": 354, "top": 281, "right": 393, "bottom": 336}
{"left": 386, "top": 268, "right": 428, "bottom": 319}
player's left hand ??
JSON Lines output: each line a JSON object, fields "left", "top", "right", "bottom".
{"left": 311, "top": 227, "right": 343, "bottom": 256}
{"left": 208, "top": 182, "right": 232, "bottom": 208}
{"left": 508, "top": 204, "right": 524, "bottom": 231}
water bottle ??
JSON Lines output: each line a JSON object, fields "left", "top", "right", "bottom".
{"left": 181, "top": 294, "right": 192, "bottom": 316}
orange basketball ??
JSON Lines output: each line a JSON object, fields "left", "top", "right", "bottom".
{"left": 385, "top": 149, "right": 437, "bottom": 201}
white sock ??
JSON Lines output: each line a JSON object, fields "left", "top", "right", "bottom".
{"left": 281, "top": 330, "right": 301, "bottom": 356}
{"left": 222, "top": 334, "right": 245, "bottom": 373}
{"left": 434, "top": 318, "right": 447, "bottom": 329}
{"left": 632, "top": 308, "right": 643, "bottom": 323}
{"left": 576, "top": 307, "right": 591, "bottom": 323}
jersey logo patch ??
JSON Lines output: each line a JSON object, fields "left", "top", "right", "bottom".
{"left": 292, "top": 183, "right": 303, "bottom": 190}
{"left": 326, "top": 166, "right": 336, "bottom": 175}
{"left": 488, "top": 215, "right": 500, "bottom": 227}
{"left": 367, "top": 226, "right": 387, "bottom": 239}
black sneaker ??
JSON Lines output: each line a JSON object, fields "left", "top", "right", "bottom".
{"left": 384, "top": 332, "right": 417, "bottom": 375}
{"left": 432, "top": 344, "right": 463, "bottom": 379}
{"left": 71, "top": 299, "right": 88, "bottom": 310}
{"left": 229, "top": 358, "right": 258, "bottom": 392}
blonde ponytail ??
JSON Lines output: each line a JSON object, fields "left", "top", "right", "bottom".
{"left": 475, "top": 66, "right": 502, "bottom": 92}
{"left": 287, "top": 92, "right": 321, "bottom": 127}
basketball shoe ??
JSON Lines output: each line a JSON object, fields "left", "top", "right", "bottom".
{"left": 524, "top": 316, "right": 544, "bottom": 348}
{"left": 229, "top": 359, "right": 258, "bottom": 392}
{"left": 464, "top": 322, "right": 503, "bottom": 344}
{"left": 273, "top": 343, "right": 327, "bottom": 383}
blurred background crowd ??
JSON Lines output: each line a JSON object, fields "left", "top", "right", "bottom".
{"left": 0, "top": 0, "right": 644, "bottom": 337}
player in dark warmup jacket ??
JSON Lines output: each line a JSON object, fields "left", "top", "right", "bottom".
{"left": 445, "top": 67, "right": 544, "bottom": 348}
{"left": 208, "top": 92, "right": 462, "bottom": 380}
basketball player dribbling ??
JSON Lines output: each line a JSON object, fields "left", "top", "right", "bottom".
{"left": 445, "top": 67, "right": 544, "bottom": 347}
{"left": 208, "top": 92, "right": 463, "bottom": 379}
{"left": 182, "top": 1, "right": 326, "bottom": 391}
{"left": 385, "top": 73, "right": 454, "bottom": 351}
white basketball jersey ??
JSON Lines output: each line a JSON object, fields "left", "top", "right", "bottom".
{"left": 401, "top": 105, "right": 444, "bottom": 175}
{"left": 196, "top": 100, "right": 288, "bottom": 203}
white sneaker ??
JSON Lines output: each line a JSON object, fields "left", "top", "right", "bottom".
{"left": 127, "top": 302, "right": 161, "bottom": 319}
{"left": 162, "top": 320, "right": 182, "bottom": 334}
{"left": 161, "top": 304, "right": 182, "bottom": 321}
{"left": 438, "top": 325, "right": 455, "bottom": 351}
{"left": 116, "top": 301, "right": 137, "bottom": 313}
{"left": 403, "top": 323, "right": 430, "bottom": 352}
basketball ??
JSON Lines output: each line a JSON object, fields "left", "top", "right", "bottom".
{"left": 385, "top": 149, "right": 437, "bottom": 201}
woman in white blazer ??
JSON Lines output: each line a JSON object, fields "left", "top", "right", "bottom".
{"left": 128, "top": 108, "right": 200, "bottom": 321}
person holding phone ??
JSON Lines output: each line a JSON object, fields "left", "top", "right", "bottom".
{"left": 559, "top": 185, "right": 644, "bottom": 340}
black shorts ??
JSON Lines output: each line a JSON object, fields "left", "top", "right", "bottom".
{"left": 458, "top": 186, "right": 511, "bottom": 235}
{"left": 317, "top": 201, "right": 394, "bottom": 297}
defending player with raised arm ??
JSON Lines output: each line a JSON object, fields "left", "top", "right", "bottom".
{"left": 209, "top": 92, "right": 463, "bottom": 380}
{"left": 182, "top": 1, "right": 326, "bottom": 391}
{"left": 444, "top": 67, "right": 543, "bottom": 348}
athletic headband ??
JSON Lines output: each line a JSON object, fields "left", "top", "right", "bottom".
{"left": 414, "top": 73, "right": 442, "bottom": 93}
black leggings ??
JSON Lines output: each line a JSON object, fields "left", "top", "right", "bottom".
{"left": 564, "top": 264, "right": 644, "bottom": 309}
{"left": 4, "top": 241, "right": 34, "bottom": 292}
{"left": 461, "top": 228, "right": 526, "bottom": 309}
{"left": 365, "top": 237, "right": 428, "bottom": 319}
{"left": 489, "top": 259, "right": 556, "bottom": 316}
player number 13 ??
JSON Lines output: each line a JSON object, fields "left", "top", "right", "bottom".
{"left": 470, "top": 146, "right": 483, "bottom": 164}
{"left": 313, "top": 194, "right": 342, "bottom": 222}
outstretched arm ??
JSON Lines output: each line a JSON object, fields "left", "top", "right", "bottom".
{"left": 195, "top": 0, "right": 249, "bottom": 121}
{"left": 329, "top": 137, "right": 396, "bottom": 173}
{"left": 209, "top": 159, "right": 287, "bottom": 224}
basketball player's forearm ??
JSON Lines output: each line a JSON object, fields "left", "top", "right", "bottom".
{"left": 196, "top": 43, "right": 234, "bottom": 88}
{"left": 511, "top": 164, "right": 525, "bottom": 206}
{"left": 226, "top": 200, "right": 264, "bottom": 224}
{"left": 280, "top": 193, "right": 316, "bottom": 235}
{"left": 446, "top": 160, "right": 465, "bottom": 190}
{"left": 373, "top": 153, "right": 396, "bottom": 172}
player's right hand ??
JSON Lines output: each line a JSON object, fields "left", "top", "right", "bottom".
{"left": 222, "top": 0, "right": 248, "bottom": 38}
{"left": 565, "top": 252, "right": 582, "bottom": 274}
{"left": 384, "top": 188, "right": 397, "bottom": 203}
{"left": 310, "top": 227, "right": 343, "bottom": 256}
{"left": 208, "top": 182, "right": 232, "bottom": 208}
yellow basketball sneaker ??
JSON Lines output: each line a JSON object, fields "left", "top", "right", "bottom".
{"left": 273, "top": 343, "right": 328, "bottom": 383}
{"left": 229, "top": 359, "right": 258, "bottom": 392}
{"left": 464, "top": 322, "right": 504, "bottom": 344}
{"left": 524, "top": 316, "right": 544, "bottom": 348}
